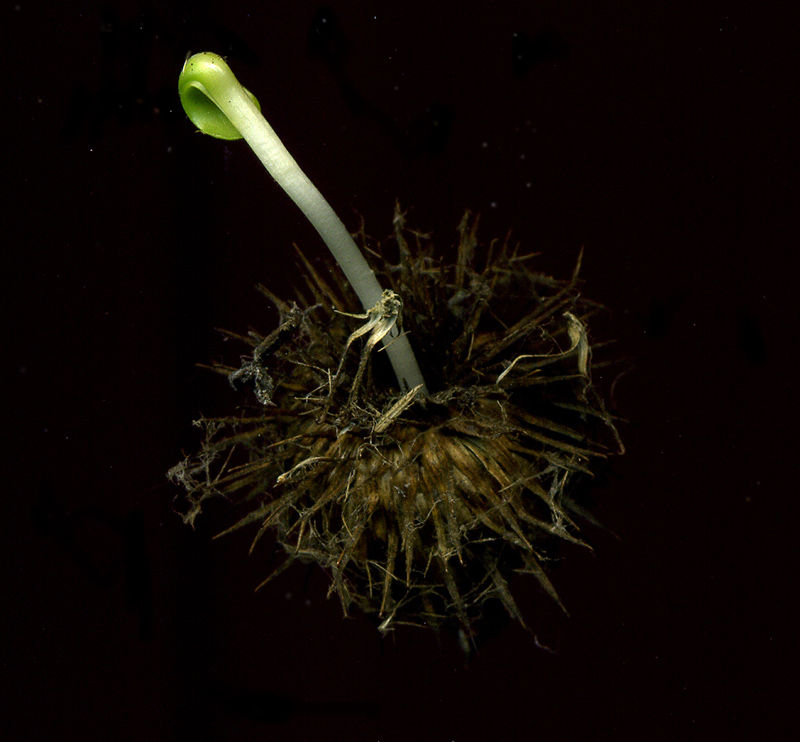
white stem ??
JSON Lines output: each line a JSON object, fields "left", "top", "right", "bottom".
{"left": 185, "top": 56, "right": 428, "bottom": 395}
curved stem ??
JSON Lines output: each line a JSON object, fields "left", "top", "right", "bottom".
{"left": 179, "top": 53, "right": 428, "bottom": 395}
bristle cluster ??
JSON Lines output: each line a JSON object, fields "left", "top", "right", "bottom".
{"left": 169, "top": 204, "right": 622, "bottom": 632}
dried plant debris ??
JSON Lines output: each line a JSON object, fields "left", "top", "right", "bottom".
{"left": 169, "top": 204, "right": 624, "bottom": 634}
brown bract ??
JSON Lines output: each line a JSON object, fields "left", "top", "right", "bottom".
{"left": 169, "top": 204, "right": 623, "bottom": 633}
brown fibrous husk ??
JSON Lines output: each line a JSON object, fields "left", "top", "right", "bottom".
{"left": 169, "top": 204, "right": 624, "bottom": 633}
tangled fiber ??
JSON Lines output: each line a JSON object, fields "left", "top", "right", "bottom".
{"left": 169, "top": 205, "right": 623, "bottom": 633}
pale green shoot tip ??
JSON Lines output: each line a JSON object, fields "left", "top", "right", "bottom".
{"left": 179, "top": 52, "right": 261, "bottom": 141}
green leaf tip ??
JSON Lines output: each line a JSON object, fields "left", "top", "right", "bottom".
{"left": 178, "top": 52, "right": 261, "bottom": 141}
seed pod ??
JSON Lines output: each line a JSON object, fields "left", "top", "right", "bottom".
{"left": 169, "top": 205, "right": 623, "bottom": 634}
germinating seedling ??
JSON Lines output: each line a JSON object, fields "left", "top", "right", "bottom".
{"left": 178, "top": 52, "right": 428, "bottom": 395}
{"left": 171, "top": 51, "right": 624, "bottom": 637}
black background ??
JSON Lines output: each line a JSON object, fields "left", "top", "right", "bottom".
{"left": 4, "top": 1, "right": 797, "bottom": 740}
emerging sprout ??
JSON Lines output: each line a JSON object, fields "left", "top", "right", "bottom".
{"left": 178, "top": 52, "right": 427, "bottom": 394}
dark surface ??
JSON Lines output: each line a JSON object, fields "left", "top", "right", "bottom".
{"left": 4, "top": 1, "right": 797, "bottom": 740}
